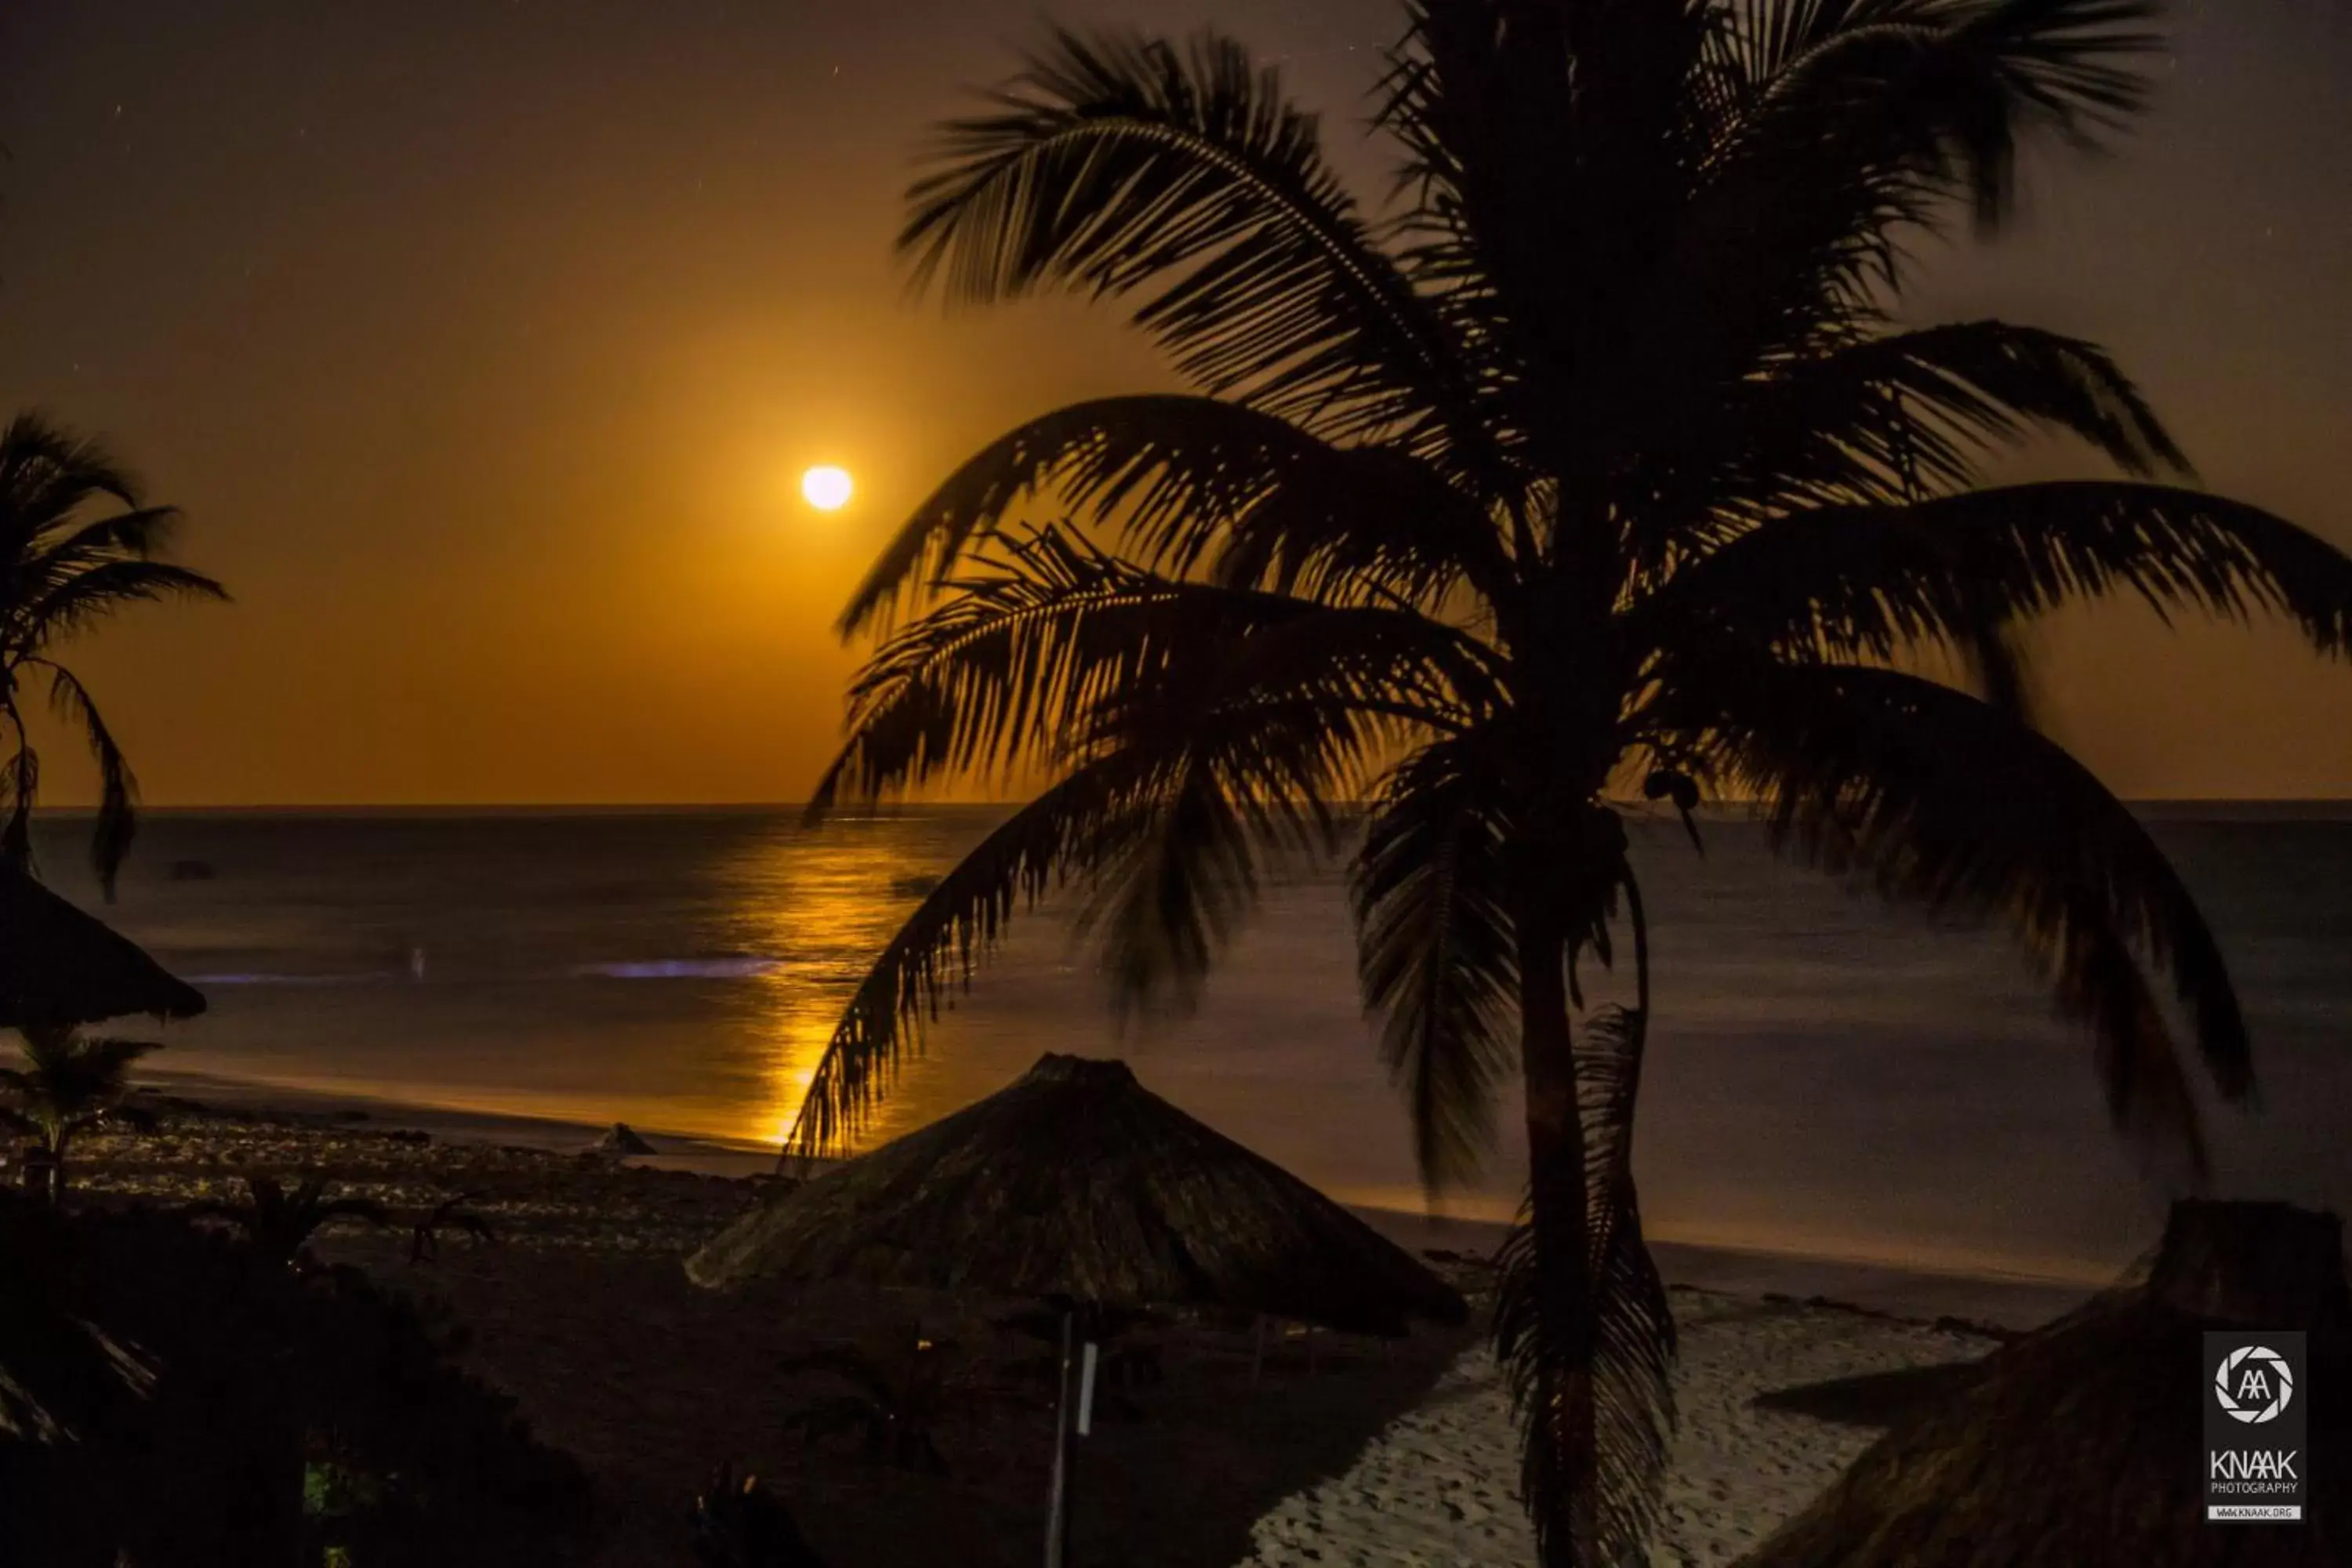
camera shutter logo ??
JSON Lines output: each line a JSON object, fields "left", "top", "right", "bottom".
{"left": 2213, "top": 1345, "right": 2295, "bottom": 1425}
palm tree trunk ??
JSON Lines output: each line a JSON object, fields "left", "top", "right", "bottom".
{"left": 1516, "top": 895, "right": 1599, "bottom": 1567}
{"left": 46, "top": 1128, "right": 70, "bottom": 1205}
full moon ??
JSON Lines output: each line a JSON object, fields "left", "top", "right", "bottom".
{"left": 800, "top": 465, "right": 853, "bottom": 511}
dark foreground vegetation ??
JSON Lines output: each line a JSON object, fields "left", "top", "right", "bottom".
{"left": 0, "top": 1192, "right": 587, "bottom": 1567}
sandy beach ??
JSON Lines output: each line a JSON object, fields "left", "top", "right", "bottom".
{"left": 1237, "top": 1296, "right": 1997, "bottom": 1567}
{"left": 34, "top": 1089, "right": 2061, "bottom": 1567}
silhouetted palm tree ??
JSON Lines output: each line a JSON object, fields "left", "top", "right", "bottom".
{"left": 789, "top": 5, "right": 2352, "bottom": 1562}
{"left": 0, "top": 413, "right": 227, "bottom": 897}
{"left": 185, "top": 1174, "right": 393, "bottom": 1272}
{"left": 0, "top": 1025, "right": 158, "bottom": 1201}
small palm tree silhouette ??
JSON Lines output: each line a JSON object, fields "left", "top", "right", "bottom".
{"left": 0, "top": 1024, "right": 159, "bottom": 1201}
{"left": 0, "top": 412, "right": 226, "bottom": 897}
{"left": 185, "top": 1174, "right": 392, "bottom": 1272}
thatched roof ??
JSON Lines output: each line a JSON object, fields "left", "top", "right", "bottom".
{"left": 0, "top": 867, "right": 205, "bottom": 1030}
{"left": 1736, "top": 1200, "right": 2349, "bottom": 1568}
{"left": 687, "top": 1054, "right": 1467, "bottom": 1336}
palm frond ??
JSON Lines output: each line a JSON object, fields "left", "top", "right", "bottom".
{"left": 56, "top": 1036, "right": 159, "bottom": 1081}
{"left": 817, "top": 527, "right": 1193, "bottom": 804}
{"left": 0, "top": 1285, "right": 154, "bottom": 1446}
{"left": 1205, "top": 453, "right": 1506, "bottom": 609}
{"left": 994, "top": 566, "right": 1465, "bottom": 1016}
{"left": 1350, "top": 735, "right": 1520, "bottom": 1187}
{"left": 1648, "top": 1, "right": 2165, "bottom": 408}
{"left": 1802, "top": 320, "right": 2187, "bottom": 478}
{"left": 12, "top": 1023, "right": 77, "bottom": 1073}
{"left": 1635, "top": 320, "right": 2192, "bottom": 562}
{"left": 38, "top": 662, "right": 139, "bottom": 898}
{"left": 799, "top": 641, "right": 1428, "bottom": 1157}
{"left": 13, "top": 559, "right": 227, "bottom": 648}
{"left": 1376, "top": 3, "right": 1582, "bottom": 456}
{"left": 1071, "top": 677, "right": 1387, "bottom": 1015}
{"left": 837, "top": 392, "right": 1515, "bottom": 639}
{"left": 1372, "top": 30, "right": 1517, "bottom": 435}
{"left": 1650, "top": 481, "right": 2352, "bottom": 664}
{"left": 813, "top": 522, "right": 1492, "bottom": 810}
{"left": 838, "top": 397, "right": 1508, "bottom": 637}
{"left": 20, "top": 505, "right": 187, "bottom": 576}
{"left": 2, "top": 731, "right": 37, "bottom": 870}
{"left": 900, "top": 29, "right": 1486, "bottom": 460}
{"left": 1723, "top": 0, "right": 2162, "bottom": 215}
{"left": 1075, "top": 746, "right": 1266, "bottom": 1018}
{"left": 1681, "top": 659, "right": 2247, "bottom": 1181}
{"left": 0, "top": 412, "right": 143, "bottom": 531}
{"left": 788, "top": 762, "right": 1148, "bottom": 1158}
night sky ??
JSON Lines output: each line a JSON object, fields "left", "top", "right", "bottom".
{"left": 0, "top": 1, "right": 2345, "bottom": 805}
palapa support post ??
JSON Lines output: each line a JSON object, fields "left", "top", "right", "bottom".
{"left": 1076, "top": 1338, "right": 1100, "bottom": 1437}
{"left": 1044, "top": 1304, "right": 1077, "bottom": 1568}
{"left": 1044, "top": 1301, "right": 1105, "bottom": 1568}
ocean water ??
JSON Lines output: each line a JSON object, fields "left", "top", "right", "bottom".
{"left": 28, "top": 806, "right": 2352, "bottom": 1284}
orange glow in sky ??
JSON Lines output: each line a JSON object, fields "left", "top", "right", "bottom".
{"left": 0, "top": 3, "right": 2345, "bottom": 805}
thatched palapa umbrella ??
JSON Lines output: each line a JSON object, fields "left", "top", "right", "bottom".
{"left": 1736, "top": 1200, "right": 2349, "bottom": 1568}
{"left": 688, "top": 1053, "right": 1465, "bottom": 1330}
{"left": 0, "top": 866, "right": 206, "bottom": 1029}
{"left": 688, "top": 1053, "right": 1465, "bottom": 1566}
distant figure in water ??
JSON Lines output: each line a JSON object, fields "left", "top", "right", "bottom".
{"left": 408, "top": 946, "right": 426, "bottom": 982}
